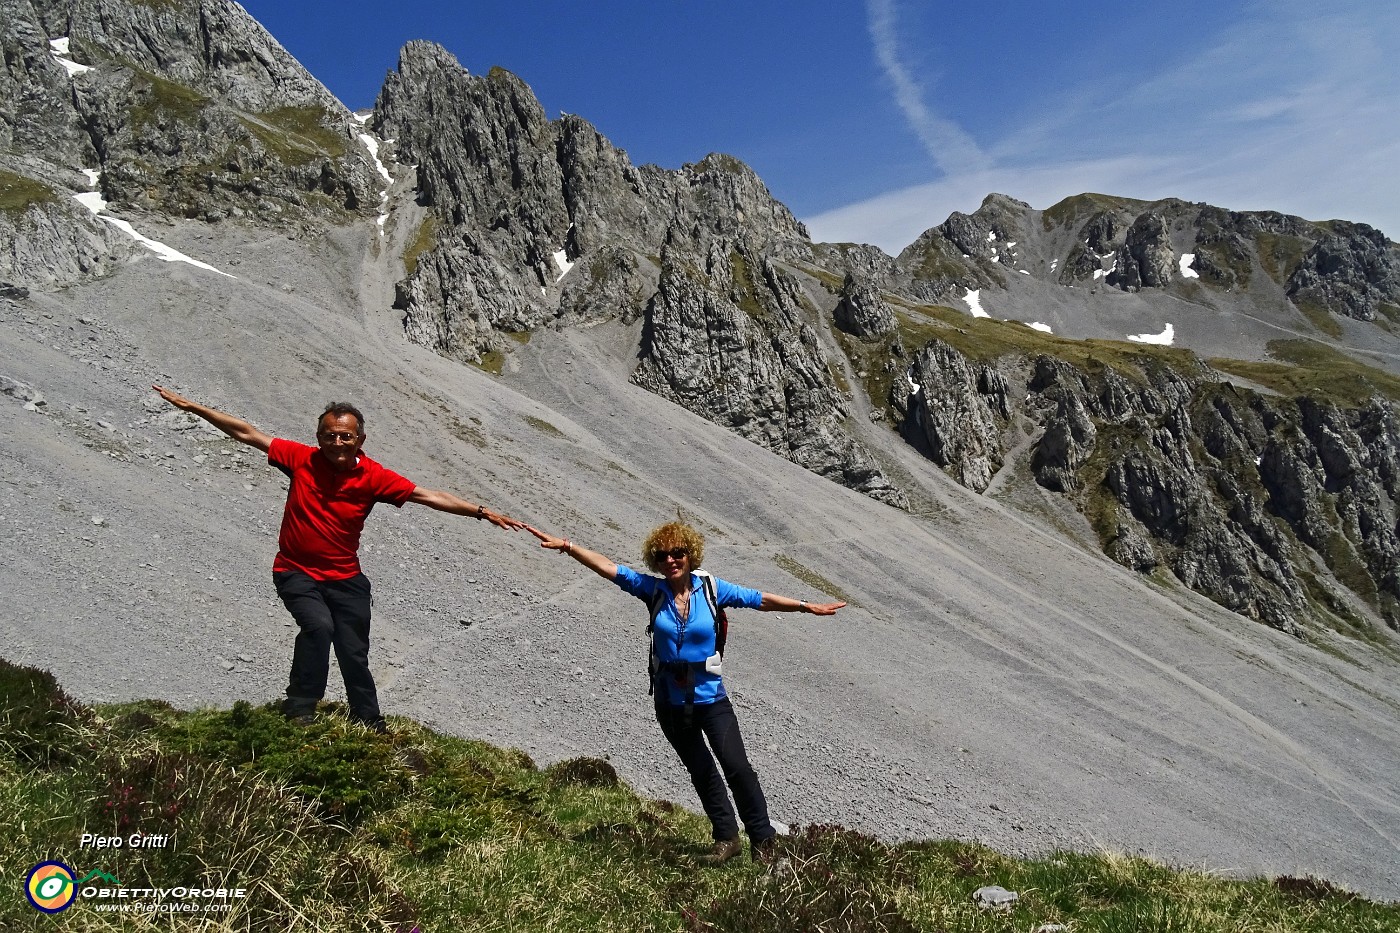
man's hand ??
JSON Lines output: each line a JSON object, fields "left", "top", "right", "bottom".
{"left": 152, "top": 384, "right": 195, "bottom": 411}
{"left": 481, "top": 507, "right": 527, "bottom": 531}
{"left": 151, "top": 384, "right": 273, "bottom": 451}
{"left": 408, "top": 487, "right": 527, "bottom": 530}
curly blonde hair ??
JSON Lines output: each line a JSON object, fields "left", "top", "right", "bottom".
{"left": 642, "top": 521, "right": 705, "bottom": 572}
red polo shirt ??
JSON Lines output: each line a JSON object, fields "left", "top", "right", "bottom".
{"left": 268, "top": 439, "right": 417, "bottom": 580}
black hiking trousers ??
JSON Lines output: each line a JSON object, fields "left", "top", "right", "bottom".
{"left": 655, "top": 696, "right": 776, "bottom": 844}
{"left": 274, "top": 570, "right": 382, "bottom": 724}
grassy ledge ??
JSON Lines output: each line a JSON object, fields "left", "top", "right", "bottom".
{"left": 2, "top": 658, "right": 1396, "bottom": 931}
{"left": 0, "top": 169, "right": 56, "bottom": 215}
{"left": 1211, "top": 339, "right": 1400, "bottom": 405}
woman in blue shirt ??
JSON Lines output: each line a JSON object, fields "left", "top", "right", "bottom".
{"left": 527, "top": 520, "right": 845, "bottom": 865}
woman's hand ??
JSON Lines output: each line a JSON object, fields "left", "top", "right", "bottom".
{"left": 526, "top": 526, "right": 619, "bottom": 581}
{"left": 760, "top": 594, "right": 847, "bottom": 615}
{"left": 526, "top": 525, "right": 571, "bottom": 553}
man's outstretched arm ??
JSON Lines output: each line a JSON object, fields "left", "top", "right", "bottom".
{"left": 407, "top": 487, "right": 527, "bottom": 532}
{"left": 152, "top": 385, "right": 273, "bottom": 452}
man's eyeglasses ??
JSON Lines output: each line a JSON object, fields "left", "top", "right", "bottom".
{"left": 660, "top": 548, "right": 689, "bottom": 561}
{"left": 318, "top": 431, "right": 360, "bottom": 444}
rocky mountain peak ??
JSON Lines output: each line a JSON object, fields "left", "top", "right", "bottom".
{"left": 2, "top": 0, "right": 383, "bottom": 288}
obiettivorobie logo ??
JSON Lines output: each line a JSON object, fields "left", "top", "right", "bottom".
{"left": 24, "top": 859, "right": 247, "bottom": 915}
{"left": 24, "top": 862, "right": 112, "bottom": 914}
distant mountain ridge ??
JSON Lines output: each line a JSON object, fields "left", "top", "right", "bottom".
{"left": 3, "top": 0, "right": 1398, "bottom": 635}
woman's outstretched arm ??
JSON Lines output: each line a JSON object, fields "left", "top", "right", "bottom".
{"left": 758, "top": 593, "right": 846, "bottom": 615}
{"left": 526, "top": 526, "right": 618, "bottom": 581}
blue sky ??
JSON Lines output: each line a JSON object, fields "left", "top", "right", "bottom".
{"left": 240, "top": 0, "right": 1399, "bottom": 254}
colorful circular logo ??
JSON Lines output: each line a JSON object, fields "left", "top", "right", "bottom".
{"left": 26, "top": 861, "right": 77, "bottom": 914}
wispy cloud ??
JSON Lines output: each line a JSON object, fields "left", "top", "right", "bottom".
{"left": 865, "top": 0, "right": 988, "bottom": 175}
{"left": 818, "top": 0, "right": 1400, "bottom": 253}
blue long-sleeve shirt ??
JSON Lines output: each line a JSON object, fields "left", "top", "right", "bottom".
{"left": 613, "top": 565, "right": 763, "bottom": 705}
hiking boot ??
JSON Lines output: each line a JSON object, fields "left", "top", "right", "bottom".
{"left": 752, "top": 835, "right": 779, "bottom": 865}
{"left": 282, "top": 696, "right": 317, "bottom": 724}
{"left": 700, "top": 837, "right": 742, "bottom": 865}
{"left": 352, "top": 715, "right": 389, "bottom": 734}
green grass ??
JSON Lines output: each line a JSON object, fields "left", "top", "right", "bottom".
{"left": 695, "top": 153, "right": 747, "bottom": 175}
{"left": 1294, "top": 298, "right": 1345, "bottom": 338}
{"left": 1256, "top": 232, "right": 1310, "bottom": 286}
{"left": 909, "top": 236, "right": 973, "bottom": 284}
{"left": 730, "top": 250, "right": 767, "bottom": 320}
{"left": 474, "top": 349, "right": 505, "bottom": 375}
{"left": 130, "top": 71, "right": 208, "bottom": 130}
{"left": 403, "top": 215, "right": 440, "bottom": 276}
{"left": 1040, "top": 192, "right": 1149, "bottom": 231}
{"left": 524, "top": 414, "right": 565, "bottom": 437}
{"left": 894, "top": 303, "right": 1203, "bottom": 380}
{"left": 0, "top": 170, "right": 55, "bottom": 215}
{"left": 774, "top": 554, "right": 853, "bottom": 605}
{"left": 239, "top": 105, "right": 348, "bottom": 166}
{"left": 1210, "top": 339, "right": 1400, "bottom": 405}
{"left": 1193, "top": 238, "right": 1254, "bottom": 289}
{"left": 2, "top": 658, "right": 1396, "bottom": 931}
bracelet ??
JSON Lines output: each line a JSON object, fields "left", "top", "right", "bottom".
{"left": 562, "top": 539, "right": 572, "bottom": 554}
{"left": 475, "top": 504, "right": 486, "bottom": 518}
{"left": 798, "top": 600, "right": 808, "bottom": 612}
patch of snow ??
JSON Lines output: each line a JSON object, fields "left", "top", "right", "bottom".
{"left": 358, "top": 134, "right": 392, "bottom": 184}
{"left": 1007, "top": 241, "right": 1017, "bottom": 247}
{"left": 1050, "top": 259, "right": 1059, "bottom": 271}
{"left": 1028, "top": 322, "right": 1053, "bottom": 333}
{"left": 906, "top": 366, "right": 921, "bottom": 394}
{"left": 72, "top": 193, "right": 233, "bottom": 278}
{"left": 1128, "top": 323, "right": 1175, "bottom": 345}
{"left": 49, "top": 37, "right": 91, "bottom": 76}
{"left": 351, "top": 111, "right": 371, "bottom": 125}
{"left": 1179, "top": 253, "right": 1199, "bottom": 279}
{"left": 73, "top": 191, "right": 108, "bottom": 215}
{"left": 1093, "top": 260, "right": 1118, "bottom": 280}
{"left": 80, "top": 169, "right": 100, "bottom": 188}
{"left": 55, "top": 56, "right": 92, "bottom": 77}
{"left": 990, "top": 251, "right": 999, "bottom": 262}
{"left": 1018, "top": 269, "right": 1030, "bottom": 275}
{"left": 552, "top": 248, "right": 574, "bottom": 280}
{"left": 987, "top": 231, "right": 997, "bottom": 242}
{"left": 964, "top": 288, "right": 990, "bottom": 319}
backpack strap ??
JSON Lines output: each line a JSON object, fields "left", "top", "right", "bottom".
{"left": 695, "top": 570, "right": 728, "bottom": 657}
{"left": 644, "top": 587, "right": 667, "bottom": 696}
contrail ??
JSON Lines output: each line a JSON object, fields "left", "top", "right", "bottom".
{"left": 866, "top": 0, "right": 990, "bottom": 175}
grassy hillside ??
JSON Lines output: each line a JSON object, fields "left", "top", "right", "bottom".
{"left": 2, "top": 658, "right": 1395, "bottom": 931}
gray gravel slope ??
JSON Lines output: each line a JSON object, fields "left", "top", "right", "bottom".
{"left": 2, "top": 216, "right": 1397, "bottom": 901}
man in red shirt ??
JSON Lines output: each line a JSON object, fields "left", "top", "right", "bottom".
{"left": 153, "top": 385, "right": 526, "bottom": 731}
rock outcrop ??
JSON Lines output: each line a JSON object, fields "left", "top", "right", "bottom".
{"left": 1286, "top": 222, "right": 1400, "bottom": 322}
{"left": 1, "top": 0, "right": 381, "bottom": 287}
{"left": 375, "top": 42, "right": 901, "bottom": 507}
{"left": 833, "top": 273, "right": 895, "bottom": 338}
{"left": 884, "top": 335, "right": 1399, "bottom": 634}
{"left": 900, "top": 340, "right": 1011, "bottom": 493}
{"left": 634, "top": 240, "right": 906, "bottom": 507}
